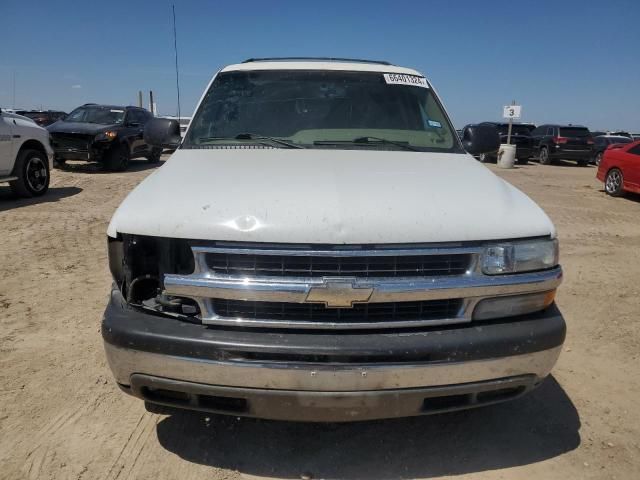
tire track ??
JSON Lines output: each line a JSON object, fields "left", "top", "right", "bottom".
{"left": 103, "top": 412, "right": 158, "bottom": 480}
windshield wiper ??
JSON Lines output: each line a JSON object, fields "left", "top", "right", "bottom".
{"left": 197, "top": 133, "right": 304, "bottom": 149}
{"left": 314, "top": 136, "right": 420, "bottom": 152}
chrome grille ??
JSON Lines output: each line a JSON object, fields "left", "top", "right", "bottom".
{"left": 162, "top": 243, "right": 563, "bottom": 331}
{"left": 213, "top": 298, "right": 462, "bottom": 323}
{"left": 206, "top": 252, "right": 471, "bottom": 277}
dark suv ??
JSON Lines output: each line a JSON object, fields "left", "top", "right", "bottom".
{"left": 475, "top": 122, "right": 534, "bottom": 164}
{"left": 530, "top": 124, "right": 593, "bottom": 166}
{"left": 15, "top": 110, "right": 67, "bottom": 127}
{"left": 47, "top": 104, "right": 162, "bottom": 171}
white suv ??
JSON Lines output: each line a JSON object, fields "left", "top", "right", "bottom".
{"left": 0, "top": 108, "right": 53, "bottom": 197}
{"left": 103, "top": 58, "right": 565, "bottom": 422}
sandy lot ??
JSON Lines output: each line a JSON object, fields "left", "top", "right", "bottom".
{"left": 1, "top": 157, "right": 639, "bottom": 480}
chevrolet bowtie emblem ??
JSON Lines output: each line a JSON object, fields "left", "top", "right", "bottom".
{"left": 305, "top": 278, "right": 373, "bottom": 308}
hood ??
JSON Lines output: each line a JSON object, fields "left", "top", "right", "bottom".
{"left": 107, "top": 149, "right": 556, "bottom": 244}
{"left": 47, "top": 121, "right": 117, "bottom": 135}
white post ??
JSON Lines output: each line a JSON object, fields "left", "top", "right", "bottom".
{"left": 506, "top": 100, "right": 515, "bottom": 145}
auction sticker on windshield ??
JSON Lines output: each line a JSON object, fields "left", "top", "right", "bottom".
{"left": 383, "top": 73, "right": 428, "bottom": 88}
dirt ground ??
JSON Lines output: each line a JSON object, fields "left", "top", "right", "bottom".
{"left": 1, "top": 156, "right": 639, "bottom": 480}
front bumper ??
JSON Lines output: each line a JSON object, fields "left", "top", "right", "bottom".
{"left": 103, "top": 289, "right": 565, "bottom": 421}
{"left": 52, "top": 140, "right": 112, "bottom": 162}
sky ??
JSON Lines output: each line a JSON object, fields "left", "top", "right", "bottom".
{"left": 2, "top": 0, "right": 639, "bottom": 131}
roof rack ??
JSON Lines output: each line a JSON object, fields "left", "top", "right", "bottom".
{"left": 242, "top": 57, "right": 392, "bottom": 66}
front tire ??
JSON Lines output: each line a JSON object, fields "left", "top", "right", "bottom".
{"left": 605, "top": 168, "right": 624, "bottom": 197}
{"left": 594, "top": 152, "right": 603, "bottom": 166}
{"left": 146, "top": 147, "right": 162, "bottom": 164}
{"left": 539, "top": 146, "right": 551, "bottom": 165}
{"left": 9, "top": 149, "right": 50, "bottom": 198}
{"left": 104, "top": 143, "right": 130, "bottom": 172}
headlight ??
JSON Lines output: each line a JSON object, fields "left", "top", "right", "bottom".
{"left": 482, "top": 238, "right": 558, "bottom": 275}
{"left": 96, "top": 130, "right": 117, "bottom": 141}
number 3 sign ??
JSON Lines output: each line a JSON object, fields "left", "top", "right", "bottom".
{"left": 503, "top": 105, "right": 522, "bottom": 119}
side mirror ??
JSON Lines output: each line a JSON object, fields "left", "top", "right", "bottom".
{"left": 462, "top": 124, "right": 501, "bottom": 155}
{"left": 144, "top": 117, "right": 181, "bottom": 149}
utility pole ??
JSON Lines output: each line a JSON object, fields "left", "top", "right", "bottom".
{"left": 149, "top": 91, "right": 154, "bottom": 116}
{"left": 12, "top": 71, "right": 16, "bottom": 108}
{"left": 172, "top": 4, "right": 181, "bottom": 119}
{"left": 138, "top": 91, "right": 143, "bottom": 108}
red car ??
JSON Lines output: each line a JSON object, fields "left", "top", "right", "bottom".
{"left": 597, "top": 140, "right": 640, "bottom": 196}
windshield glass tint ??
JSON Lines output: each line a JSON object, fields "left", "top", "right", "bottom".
{"left": 185, "top": 70, "right": 459, "bottom": 152}
{"left": 559, "top": 127, "right": 590, "bottom": 137}
{"left": 65, "top": 106, "right": 125, "bottom": 125}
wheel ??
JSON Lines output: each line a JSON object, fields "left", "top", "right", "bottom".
{"left": 104, "top": 143, "right": 130, "bottom": 172}
{"left": 9, "top": 149, "right": 50, "bottom": 197}
{"left": 604, "top": 168, "right": 624, "bottom": 197}
{"left": 594, "top": 152, "right": 603, "bottom": 166}
{"left": 146, "top": 147, "right": 162, "bottom": 164}
{"left": 479, "top": 153, "right": 493, "bottom": 163}
{"left": 539, "top": 146, "right": 551, "bottom": 165}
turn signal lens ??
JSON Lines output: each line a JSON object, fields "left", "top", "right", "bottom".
{"left": 105, "top": 130, "right": 117, "bottom": 139}
{"left": 473, "top": 290, "right": 556, "bottom": 321}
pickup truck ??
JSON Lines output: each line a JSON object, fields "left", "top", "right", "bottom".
{"left": 0, "top": 108, "right": 53, "bottom": 197}
{"left": 102, "top": 58, "right": 565, "bottom": 422}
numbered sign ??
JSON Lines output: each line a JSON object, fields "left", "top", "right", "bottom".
{"left": 503, "top": 105, "right": 522, "bottom": 119}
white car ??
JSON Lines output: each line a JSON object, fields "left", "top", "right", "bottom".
{"left": 103, "top": 58, "right": 565, "bottom": 422}
{"left": 0, "top": 108, "right": 53, "bottom": 197}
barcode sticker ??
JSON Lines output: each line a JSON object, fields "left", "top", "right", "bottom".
{"left": 383, "top": 74, "right": 428, "bottom": 88}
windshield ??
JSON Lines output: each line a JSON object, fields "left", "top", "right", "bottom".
{"left": 184, "top": 70, "right": 460, "bottom": 152}
{"left": 65, "top": 106, "right": 125, "bottom": 125}
{"left": 559, "top": 127, "right": 590, "bottom": 138}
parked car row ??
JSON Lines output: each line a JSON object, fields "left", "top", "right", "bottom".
{"left": 462, "top": 121, "right": 639, "bottom": 167}
{"left": 0, "top": 102, "right": 168, "bottom": 197}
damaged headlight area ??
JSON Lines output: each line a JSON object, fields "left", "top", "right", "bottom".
{"left": 482, "top": 238, "right": 559, "bottom": 275}
{"left": 108, "top": 234, "right": 199, "bottom": 320}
